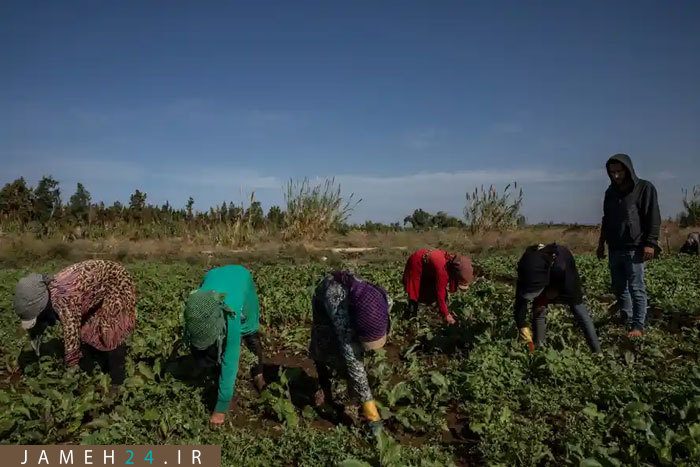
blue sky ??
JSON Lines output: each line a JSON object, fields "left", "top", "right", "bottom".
{"left": 1, "top": 1, "right": 698, "bottom": 224}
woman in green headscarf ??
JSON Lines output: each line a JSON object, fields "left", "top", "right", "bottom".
{"left": 183, "top": 265, "right": 265, "bottom": 426}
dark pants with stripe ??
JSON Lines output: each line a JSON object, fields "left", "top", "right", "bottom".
{"left": 81, "top": 343, "right": 127, "bottom": 385}
{"left": 242, "top": 332, "right": 264, "bottom": 378}
{"left": 192, "top": 331, "right": 264, "bottom": 378}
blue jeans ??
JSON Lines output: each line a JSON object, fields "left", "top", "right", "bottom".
{"left": 532, "top": 303, "right": 601, "bottom": 353}
{"left": 608, "top": 249, "right": 647, "bottom": 331}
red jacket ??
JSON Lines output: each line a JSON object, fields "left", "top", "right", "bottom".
{"left": 402, "top": 249, "right": 458, "bottom": 319}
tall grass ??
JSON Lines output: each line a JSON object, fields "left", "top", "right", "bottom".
{"left": 464, "top": 182, "right": 524, "bottom": 233}
{"left": 679, "top": 185, "right": 700, "bottom": 227}
{"left": 195, "top": 192, "right": 261, "bottom": 247}
{"left": 282, "top": 178, "right": 360, "bottom": 240}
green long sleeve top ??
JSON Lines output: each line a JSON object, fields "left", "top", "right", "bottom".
{"left": 199, "top": 265, "right": 261, "bottom": 413}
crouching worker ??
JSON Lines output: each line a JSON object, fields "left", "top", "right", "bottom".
{"left": 402, "top": 248, "right": 473, "bottom": 325}
{"left": 13, "top": 260, "right": 136, "bottom": 388}
{"left": 183, "top": 265, "right": 265, "bottom": 427}
{"left": 310, "top": 271, "right": 392, "bottom": 434}
{"left": 515, "top": 244, "right": 601, "bottom": 354}
{"left": 680, "top": 232, "right": 700, "bottom": 255}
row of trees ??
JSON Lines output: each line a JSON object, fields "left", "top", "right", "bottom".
{"left": 0, "top": 175, "right": 536, "bottom": 241}
{"left": 0, "top": 176, "right": 286, "bottom": 240}
{"left": 402, "top": 209, "right": 465, "bottom": 229}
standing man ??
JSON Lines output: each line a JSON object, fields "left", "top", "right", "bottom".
{"left": 597, "top": 154, "right": 661, "bottom": 338}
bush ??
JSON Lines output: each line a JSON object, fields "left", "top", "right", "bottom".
{"left": 282, "top": 178, "right": 359, "bottom": 240}
{"left": 679, "top": 185, "right": 700, "bottom": 227}
{"left": 464, "top": 182, "right": 524, "bottom": 233}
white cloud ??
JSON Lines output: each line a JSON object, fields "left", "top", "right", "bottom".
{"left": 490, "top": 122, "right": 525, "bottom": 135}
{"left": 0, "top": 155, "right": 684, "bottom": 224}
{"left": 403, "top": 128, "right": 441, "bottom": 149}
{"left": 309, "top": 168, "right": 604, "bottom": 223}
{"left": 1, "top": 153, "right": 146, "bottom": 185}
{"left": 161, "top": 167, "right": 282, "bottom": 190}
{"left": 333, "top": 168, "right": 599, "bottom": 193}
{"left": 655, "top": 171, "right": 677, "bottom": 181}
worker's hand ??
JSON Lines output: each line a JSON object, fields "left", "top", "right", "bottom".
{"left": 64, "top": 365, "right": 80, "bottom": 377}
{"left": 444, "top": 314, "right": 457, "bottom": 325}
{"left": 30, "top": 337, "right": 41, "bottom": 356}
{"left": 108, "top": 384, "right": 120, "bottom": 400}
{"left": 253, "top": 373, "right": 266, "bottom": 393}
{"left": 361, "top": 400, "right": 381, "bottom": 422}
{"left": 313, "top": 389, "right": 325, "bottom": 408}
{"left": 643, "top": 246, "right": 655, "bottom": 261}
{"left": 596, "top": 244, "right": 606, "bottom": 260}
{"left": 368, "top": 420, "right": 383, "bottom": 436}
{"left": 519, "top": 327, "right": 535, "bottom": 354}
{"left": 519, "top": 327, "right": 533, "bottom": 343}
{"left": 210, "top": 412, "right": 226, "bottom": 427}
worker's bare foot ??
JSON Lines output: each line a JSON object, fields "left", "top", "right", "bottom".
{"left": 253, "top": 373, "right": 266, "bottom": 393}
{"left": 627, "top": 329, "right": 644, "bottom": 338}
{"left": 313, "top": 389, "right": 325, "bottom": 408}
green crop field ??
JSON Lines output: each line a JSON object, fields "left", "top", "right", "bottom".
{"left": 1, "top": 256, "right": 699, "bottom": 466}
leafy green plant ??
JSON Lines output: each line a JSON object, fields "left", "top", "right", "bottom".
{"left": 258, "top": 369, "right": 299, "bottom": 426}
{"left": 0, "top": 256, "right": 698, "bottom": 466}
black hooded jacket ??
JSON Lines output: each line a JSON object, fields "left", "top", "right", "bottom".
{"left": 601, "top": 154, "right": 661, "bottom": 251}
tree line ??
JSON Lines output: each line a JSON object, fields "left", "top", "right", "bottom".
{"left": 0, "top": 176, "right": 284, "bottom": 240}
{"left": 0, "top": 176, "right": 539, "bottom": 241}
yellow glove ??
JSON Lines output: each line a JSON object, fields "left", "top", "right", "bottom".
{"left": 519, "top": 327, "right": 535, "bottom": 355}
{"left": 519, "top": 327, "right": 533, "bottom": 343}
{"left": 362, "top": 400, "right": 381, "bottom": 422}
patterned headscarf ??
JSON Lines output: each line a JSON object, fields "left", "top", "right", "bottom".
{"left": 183, "top": 290, "right": 229, "bottom": 362}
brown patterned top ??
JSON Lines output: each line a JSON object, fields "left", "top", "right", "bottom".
{"left": 48, "top": 260, "right": 137, "bottom": 366}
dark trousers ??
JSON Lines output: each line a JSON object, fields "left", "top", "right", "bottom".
{"left": 532, "top": 303, "right": 601, "bottom": 353}
{"left": 242, "top": 332, "right": 264, "bottom": 377}
{"left": 315, "top": 362, "right": 334, "bottom": 400}
{"left": 81, "top": 343, "right": 127, "bottom": 385}
{"left": 192, "top": 331, "right": 264, "bottom": 378}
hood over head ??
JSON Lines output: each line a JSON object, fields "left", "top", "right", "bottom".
{"left": 606, "top": 153, "right": 638, "bottom": 185}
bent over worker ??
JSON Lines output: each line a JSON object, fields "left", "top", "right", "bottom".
{"left": 402, "top": 248, "right": 473, "bottom": 324}
{"left": 310, "top": 271, "right": 392, "bottom": 434}
{"left": 515, "top": 244, "right": 601, "bottom": 354}
{"left": 680, "top": 232, "right": 700, "bottom": 255}
{"left": 13, "top": 260, "right": 136, "bottom": 388}
{"left": 183, "top": 265, "right": 265, "bottom": 426}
